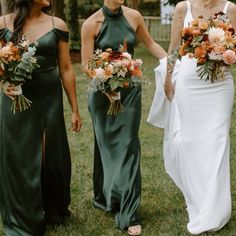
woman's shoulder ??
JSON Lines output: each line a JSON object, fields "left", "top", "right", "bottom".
{"left": 174, "top": 1, "right": 188, "bottom": 16}
{"left": 122, "top": 6, "right": 142, "bottom": 19}
{"left": 227, "top": 1, "right": 236, "bottom": 27}
{"left": 227, "top": 0, "right": 236, "bottom": 13}
{"left": 51, "top": 16, "right": 68, "bottom": 31}
{"left": 82, "top": 9, "right": 104, "bottom": 31}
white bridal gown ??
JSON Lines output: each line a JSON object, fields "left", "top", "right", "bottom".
{"left": 148, "top": 1, "right": 234, "bottom": 234}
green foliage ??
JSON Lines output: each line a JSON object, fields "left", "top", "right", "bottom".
{"left": 166, "top": 0, "right": 181, "bottom": 5}
{"left": 78, "top": 0, "right": 103, "bottom": 18}
{"left": 65, "top": 0, "right": 80, "bottom": 51}
{"left": 139, "top": 1, "right": 160, "bottom": 16}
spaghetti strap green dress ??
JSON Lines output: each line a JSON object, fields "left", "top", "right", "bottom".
{"left": 88, "top": 5, "right": 141, "bottom": 230}
{"left": 0, "top": 26, "right": 71, "bottom": 236}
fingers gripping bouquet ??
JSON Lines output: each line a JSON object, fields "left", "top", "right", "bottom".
{"left": 0, "top": 35, "right": 39, "bottom": 113}
{"left": 88, "top": 41, "right": 143, "bottom": 116}
{"left": 179, "top": 12, "right": 236, "bottom": 82}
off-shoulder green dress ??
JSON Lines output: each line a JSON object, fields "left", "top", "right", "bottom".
{"left": 88, "top": 6, "right": 141, "bottom": 230}
{"left": 0, "top": 23, "right": 71, "bottom": 235}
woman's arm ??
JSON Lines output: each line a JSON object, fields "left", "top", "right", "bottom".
{"left": 164, "top": 1, "right": 186, "bottom": 100}
{"left": 56, "top": 18, "right": 82, "bottom": 132}
{"left": 81, "top": 16, "right": 98, "bottom": 75}
{"left": 227, "top": 2, "right": 236, "bottom": 29}
{"left": 135, "top": 11, "right": 167, "bottom": 59}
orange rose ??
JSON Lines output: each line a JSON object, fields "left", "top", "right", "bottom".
{"left": 217, "top": 22, "right": 229, "bottom": 31}
{"left": 181, "top": 27, "right": 193, "bottom": 38}
{"left": 123, "top": 81, "right": 129, "bottom": 88}
{"left": 198, "top": 57, "right": 207, "bottom": 64}
{"left": 179, "top": 43, "right": 188, "bottom": 56}
{"left": 194, "top": 46, "right": 207, "bottom": 59}
{"left": 201, "top": 41, "right": 212, "bottom": 52}
{"left": 100, "top": 52, "right": 110, "bottom": 60}
{"left": 131, "top": 67, "right": 142, "bottom": 77}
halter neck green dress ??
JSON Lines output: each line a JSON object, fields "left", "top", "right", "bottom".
{"left": 0, "top": 23, "right": 71, "bottom": 235}
{"left": 88, "top": 5, "right": 141, "bottom": 229}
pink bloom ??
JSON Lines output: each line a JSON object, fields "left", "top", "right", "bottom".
{"left": 223, "top": 49, "right": 236, "bottom": 65}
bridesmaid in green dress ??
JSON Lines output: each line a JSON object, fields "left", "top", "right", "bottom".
{"left": 81, "top": 0, "right": 166, "bottom": 235}
{"left": 0, "top": 0, "right": 82, "bottom": 235}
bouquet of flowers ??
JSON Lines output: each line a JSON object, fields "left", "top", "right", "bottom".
{"left": 179, "top": 11, "right": 236, "bottom": 82}
{"left": 0, "top": 34, "right": 39, "bottom": 113}
{"left": 88, "top": 42, "right": 143, "bottom": 115}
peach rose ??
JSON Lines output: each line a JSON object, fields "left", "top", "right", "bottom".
{"left": 100, "top": 52, "right": 110, "bottom": 60}
{"left": 213, "top": 44, "right": 226, "bottom": 54}
{"left": 199, "top": 21, "right": 208, "bottom": 31}
{"left": 216, "top": 22, "right": 229, "bottom": 31}
{"left": 88, "top": 69, "right": 96, "bottom": 78}
{"left": 192, "top": 29, "right": 202, "bottom": 36}
{"left": 104, "top": 65, "right": 113, "bottom": 79}
{"left": 191, "top": 19, "right": 199, "bottom": 27}
{"left": 223, "top": 49, "right": 236, "bottom": 65}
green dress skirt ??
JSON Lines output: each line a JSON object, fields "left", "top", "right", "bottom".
{"left": 88, "top": 5, "right": 142, "bottom": 229}
{"left": 0, "top": 27, "right": 71, "bottom": 236}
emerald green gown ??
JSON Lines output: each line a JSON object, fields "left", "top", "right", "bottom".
{"left": 88, "top": 6, "right": 141, "bottom": 230}
{"left": 0, "top": 25, "right": 71, "bottom": 236}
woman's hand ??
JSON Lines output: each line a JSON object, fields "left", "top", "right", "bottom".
{"left": 2, "top": 83, "right": 17, "bottom": 100}
{"left": 71, "top": 112, "right": 82, "bottom": 132}
{"left": 164, "top": 74, "right": 175, "bottom": 101}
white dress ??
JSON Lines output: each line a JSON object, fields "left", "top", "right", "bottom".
{"left": 149, "top": 1, "right": 234, "bottom": 234}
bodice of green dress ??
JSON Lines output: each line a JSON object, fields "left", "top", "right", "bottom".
{"left": 0, "top": 28, "right": 68, "bottom": 70}
{"left": 95, "top": 5, "right": 136, "bottom": 55}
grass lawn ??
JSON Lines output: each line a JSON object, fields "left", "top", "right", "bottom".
{"left": 1, "top": 44, "right": 236, "bottom": 236}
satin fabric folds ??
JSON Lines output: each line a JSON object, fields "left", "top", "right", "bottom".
{"left": 0, "top": 28, "right": 71, "bottom": 236}
{"left": 148, "top": 55, "right": 233, "bottom": 234}
{"left": 148, "top": 1, "right": 233, "bottom": 233}
{"left": 88, "top": 85, "right": 142, "bottom": 229}
{"left": 89, "top": 5, "right": 141, "bottom": 230}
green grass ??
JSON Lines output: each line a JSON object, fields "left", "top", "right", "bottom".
{"left": 1, "top": 44, "right": 236, "bottom": 236}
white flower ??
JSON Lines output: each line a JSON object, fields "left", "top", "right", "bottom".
{"left": 208, "top": 51, "right": 223, "bottom": 61}
{"left": 95, "top": 67, "right": 106, "bottom": 81}
{"left": 122, "top": 52, "right": 132, "bottom": 60}
{"left": 1, "top": 45, "right": 12, "bottom": 57}
{"left": 208, "top": 27, "right": 225, "bottom": 43}
{"left": 131, "top": 59, "right": 143, "bottom": 67}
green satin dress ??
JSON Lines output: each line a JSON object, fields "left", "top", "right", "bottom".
{"left": 0, "top": 24, "right": 71, "bottom": 236}
{"left": 88, "top": 5, "right": 141, "bottom": 230}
